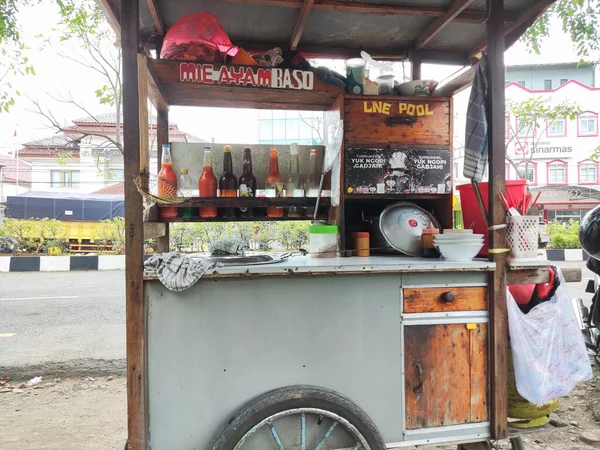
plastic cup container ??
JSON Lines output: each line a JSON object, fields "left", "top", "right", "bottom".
{"left": 309, "top": 225, "right": 339, "bottom": 258}
{"left": 377, "top": 74, "right": 395, "bottom": 95}
{"left": 346, "top": 58, "right": 366, "bottom": 95}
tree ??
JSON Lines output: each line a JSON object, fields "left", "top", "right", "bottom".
{"left": 32, "top": 0, "right": 123, "bottom": 155}
{"left": 523, "top": 0, "right": 600, "bottom": 61}
{"left": 505, "top": 97, "right": 582, "bottom": 180}
{"left": 0, "top": 0, "right": 35, "bottom": 112}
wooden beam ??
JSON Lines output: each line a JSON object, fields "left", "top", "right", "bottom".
{"left": 138, "top": 54, "right": 150, "bottom": 175}
{"left": 468, "top": 0, "right": 554, "bottom": 59}
{"left": 220, "top": 0, "right": 518, "bottom": 23}
{"left": 409, "top": 50, "right": 422, "bottom": 80}
{"left": 290, "top": 0, "right": 316, "bottom": 50}
{"left": 156, "top": 107, "right": 170, "bottom": 253}
{"left": 146, "top": 59, "right": 169, "bottom": 112}
{"left": 235, "top": 42, "right": 470, "bottom": 65}
{"left": 121, "top": 0, "right": 147, "bottom": 449}
{"left": 97, "top": 0, "right": 120, "bottom": 33}
{"left": 486, "top": 0, "right": 508, "bottom": 441}
{"left": 415, "top": 0, "right": 477, "bottom": 49}
{"left": 433, "top": 64, "right": 477, "bottom": 97}
{"left": 144, "top": 222, "right": 166, "bottom": 239}
{"left": 145, "top": 0, "right": 165, "bottom": 34}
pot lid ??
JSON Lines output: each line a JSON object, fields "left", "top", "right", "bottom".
{"left": 379, "top": 202, "right": 440, "bottom": 256}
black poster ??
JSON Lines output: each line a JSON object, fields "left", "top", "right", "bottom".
{"left": 345, "top": 148, "right": 451, "bottom": 195}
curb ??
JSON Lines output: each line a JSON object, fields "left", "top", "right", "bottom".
{"left": 0, "top": 255, "right": 126, "bottom": 273}
{"left": 545, "top": 249, "right": 588, "bottom": 261}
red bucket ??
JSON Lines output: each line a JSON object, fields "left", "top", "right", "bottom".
{"left": 456, "top": 180, "right": 527, "bottom": 256}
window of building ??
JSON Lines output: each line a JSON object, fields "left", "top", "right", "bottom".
{"left": 547, "top": 209, "right": 585, "bottom": 224}
{"left": 547, "top": 161, "right": 567, "bottom": 184}
{"left": 516, "top": 162, "right": 536, "bottom": 184}
{"left": 505, "top": 163, "right": 511, "bottom": 180}
{"left": 516, "top": 117, "right": 534, "bottom": 137}
{"left": 547, "top": 117, "right": 566, "bottom": 137}
{"left": 51, "top": 170, "right": 80, "bottom": 188}
{"left": 517, "top": 81, "right": 526, "bottom": 87}
{"left": 579, "top": 161, "right": 598, "bottom": 184}
{"left": 560, "top": 79, "right": 568, "bottom": 85}
{"left": 454, "top": 162, "right": 459, "bottom": 178}
{"left": 109, "top": 169, "right": 124, "bottom": 181}
{"left": 544, "top": 79, "right": 552, "bottom": 90}
{"left": 258, "top": 120, "right": 273, "bottom": 141}
{"left": 578, "top": 113, "right": 599, "bottom": 136}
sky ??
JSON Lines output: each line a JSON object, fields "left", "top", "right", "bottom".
{"left": 0, "top": 2, "right": 597, "bottom": 155}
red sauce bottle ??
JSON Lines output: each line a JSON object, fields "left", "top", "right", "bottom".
{"left": 266, "top": 148, "right": 284, "bottom": 218}
{"left": 158, "top": 143, "right": 178, "bottom": 218}
{"left": 198, "top": 146, "right": 218, "bottom": 218}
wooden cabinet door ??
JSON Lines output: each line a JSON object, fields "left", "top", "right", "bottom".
{"left": 404, "top": 323, "right": 488, "bottom": 429}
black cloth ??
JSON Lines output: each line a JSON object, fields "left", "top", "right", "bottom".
{"left": 587, "top": 257, "right": 600, "bottom": 326}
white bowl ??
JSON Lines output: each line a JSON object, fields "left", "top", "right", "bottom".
{"left": 436, "top": 242, "right": 484, "bottom": 262}
{"left": 397, "top": 80, "right": 438, "bottom": 96}
{"left": 434, "top": 234, "right": 484, "bottom": 241}
{"left": 442, "top": 229, "right": 473, "bottom": 234}
{"left": 434, "top": 237, "right": 484, "bottom": 245}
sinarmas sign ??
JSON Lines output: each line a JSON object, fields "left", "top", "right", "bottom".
{"left": 513, "top": 141, "right": 573, "bottom": 157}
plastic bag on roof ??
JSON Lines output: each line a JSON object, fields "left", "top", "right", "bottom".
{"left": 507, "top": 269, "right": 592, "bottom": 404}
{"left": 160, "top": 12, "right": 234, "bottom": 62}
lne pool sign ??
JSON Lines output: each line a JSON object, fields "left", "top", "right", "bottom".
{"left": 179, "top": 63, "right": 315, "bottom": 91}
{"left": 363, "top": 101, "right": 434, "bottom": 116}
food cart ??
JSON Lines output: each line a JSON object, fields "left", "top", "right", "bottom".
{"left": 99, "top": 0, "right": 583, "bottom": 448}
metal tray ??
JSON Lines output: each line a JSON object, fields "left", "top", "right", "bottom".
{"left": 190, "top": 254, "right": 289, "bottom": 266}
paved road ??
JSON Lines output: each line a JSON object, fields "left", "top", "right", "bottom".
{"left": 0, "top": 270, "right": 125, "bottom": 378}
{"left": 0, "top": 262, "right": 596, "bottom": 378}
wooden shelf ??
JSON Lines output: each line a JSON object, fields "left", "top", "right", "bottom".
{"left": 345, "top": 194, "right": 450, "bottom": 201}
{"left": 148, "top": 60, "right": 344, "bottom": 110}
{"left": 154, "top": 215, "right": 325, "bottom": 223}
{"left": 161, "top": 197, "right": 331, "bottom": 208}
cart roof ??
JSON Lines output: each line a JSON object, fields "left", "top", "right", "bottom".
{"left": 100, "top": 0, "right": 554, "bottom": 65}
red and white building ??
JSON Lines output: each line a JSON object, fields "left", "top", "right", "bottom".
{"left": 504, "top": 80, "right": 600, "bottom": 222}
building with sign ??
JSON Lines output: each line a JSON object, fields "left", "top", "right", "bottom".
{"left": 454, "top": 64, "right": 600, "bottom": 224}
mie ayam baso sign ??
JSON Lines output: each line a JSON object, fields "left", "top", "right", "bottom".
{"left": 363, "top": 101, "right": 435, "bottom": 116}
{"left": 179, "top": 62, "right": 314, "bottom": 90}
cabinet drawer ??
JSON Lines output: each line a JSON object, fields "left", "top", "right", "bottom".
{"left": 403, "top": 287, "right": 487, "bottom": 313}
{"left": 344, "top": 97, "right": 450, "bottom": 146}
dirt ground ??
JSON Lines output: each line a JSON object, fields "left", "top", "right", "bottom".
{"left": 2, "top": 372, "right": 600, "bottom": 450}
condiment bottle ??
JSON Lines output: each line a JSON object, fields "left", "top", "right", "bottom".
{"left": 304, "top": 148, "right": 319, "bottom": 217}
{"left": 238, "top": 147, "right": 257, "bottom": 218}
{"left": 420, "top": 224, "right": 440, "bottom": 258}
{"left": 157, "top": 143, "right": 178, "bottom": 218}
{"left": 266, "top": 148, "right": 284, "bottom": 218}
{"left": 198, "top": 146, "right": 218, "bottom": 218}
{"left": 178, "top": 168, "right": 196, "bottom": 219}
{"left": 286, "top": 143, "right": 303, "bottom": 217}
{"left": 352, "top": 232, "right": 370, "bottom": 257}
{"left": 219, "top": 145, "right": 238, "bottom": 218}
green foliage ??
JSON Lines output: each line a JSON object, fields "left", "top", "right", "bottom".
{"left": 523, "top": 0, "right": 600, "bottom": 61}
{"left": 168, "top": 221, "right": 312, "bottom": 252}
{"left": 93, "top": 217, "right": 126, "bottom": 253}
{"left": 507, "top": 97, "right": 582, "bottom": 133}
{"left": 0, "top": 218, "right": 68, "bottom": 253}
{"left": 546, "top": 220, "right": 581, "bottom": 249}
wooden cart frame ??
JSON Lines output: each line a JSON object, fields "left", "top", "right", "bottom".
{"left": 98, "top": 0, "right": 568, "bottom": 447}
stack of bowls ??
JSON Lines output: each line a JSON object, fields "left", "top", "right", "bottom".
{"left": 434, "top": 229, "right": 484, "bottom": 262}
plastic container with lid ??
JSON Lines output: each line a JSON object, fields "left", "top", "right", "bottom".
{"left": 352, "top": 232, "right": 370, "bottom": 257}
{"left": 309, "top": 225, "right": 338, "bottom": 258}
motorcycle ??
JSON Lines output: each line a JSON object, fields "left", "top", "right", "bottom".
{"left": 573, "top": 272, "right": 600, "bottom": 366}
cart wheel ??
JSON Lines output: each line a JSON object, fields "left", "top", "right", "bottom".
{"left": 509, "top": 437, "right": 525, "bottom": 450}
{"left": 209, "top": 385, "right": 386, "bottom": 450}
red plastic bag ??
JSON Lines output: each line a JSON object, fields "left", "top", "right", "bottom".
{"left": 160, "top": 13, "right": 234, "bottom": 62}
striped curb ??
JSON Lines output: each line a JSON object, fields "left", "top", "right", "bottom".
{"left": 0, "top": 255, "right": 127, "bottom": 272}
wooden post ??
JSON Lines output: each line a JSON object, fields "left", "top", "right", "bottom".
{"left": 156, "top": 106, "right": 170, "bottom": 252}
{"left": 410, "top": 50, "right": 422, "bottom": 80}
{"left": 121, "top": 0, "right": 147, "bottom": 448}
{"left": 486, "top": 0, "right": 508, "bottom": 440}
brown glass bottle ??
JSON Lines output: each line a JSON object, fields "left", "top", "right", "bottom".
{"left": 238, "top": 147, "right": 257, "bottom": 218}
{"left": 266, "top": 148, "right": 284, "bottom": 218}
{"left": 219, "top": 145, "right": 238, "bottom": 218}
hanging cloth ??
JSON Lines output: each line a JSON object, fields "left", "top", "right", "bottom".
{"left": 463, "top": 54, "right": 489, "bottom": 182}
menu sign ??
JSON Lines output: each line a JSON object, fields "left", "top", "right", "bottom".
{"left": 345, "top": 148, "right": 451, "bottom": 195}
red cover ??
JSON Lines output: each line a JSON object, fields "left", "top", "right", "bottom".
{"left": 160, "top": 13, "right": 235, "bottom": 62}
